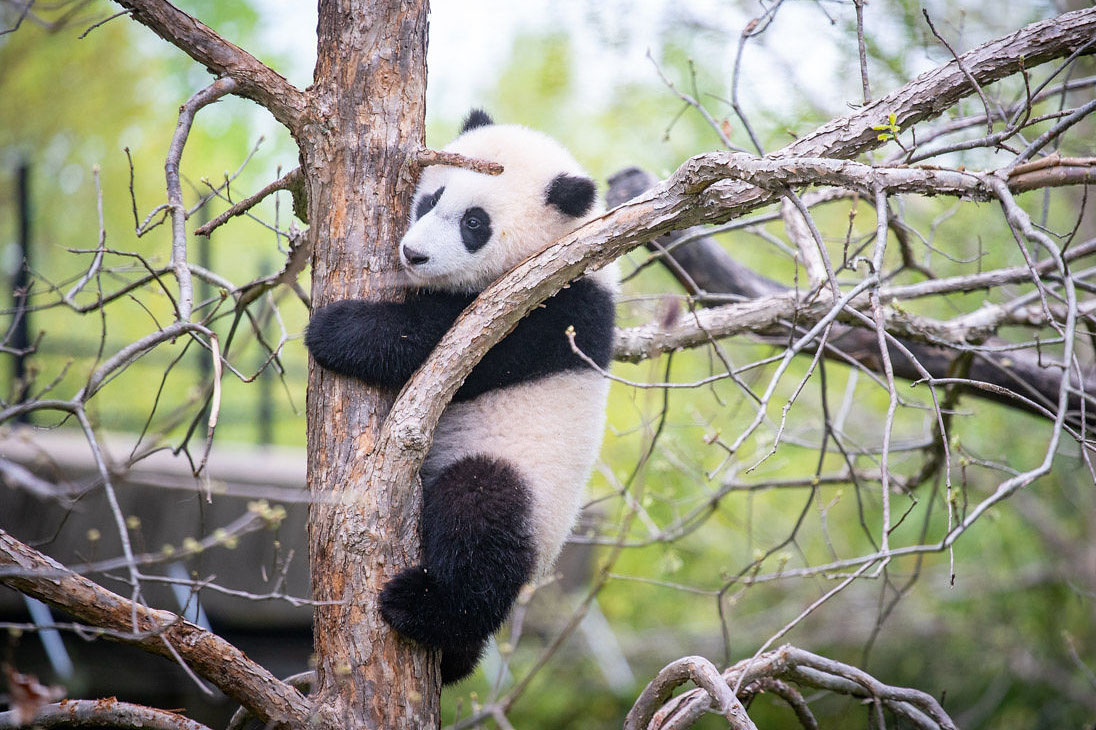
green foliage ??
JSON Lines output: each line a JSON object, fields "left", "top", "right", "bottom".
{"left": 871, "top": 111, "right": 902, "bottom": 142}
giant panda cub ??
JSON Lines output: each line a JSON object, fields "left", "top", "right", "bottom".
{"left": 304, "top": 110, "right": 616, "bottom": 684}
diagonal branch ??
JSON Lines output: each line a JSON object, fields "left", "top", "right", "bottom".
{"left": 361, "top": 6, "right": 1096, "bottom": 506}
{"left": 112, "top": 0, "right": 308, "bottom": 132}
{"left": 772, "top": 8, "right": 1096, "bottom": 162}
{"left": 195, "top": 167, "right": 303, "bottom": 237}
{"left": 0, "top": 530, "right": 311, "bottom": 729}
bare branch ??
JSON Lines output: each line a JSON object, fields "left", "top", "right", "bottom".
{"left": 0, "top": 699, "right": 213, "bottom": 730}
{"left": 195, "top": 167, "right": 303, "bottom": 237}
{"left": 922, "top": 9, "right": 998, "bottom": 133}
{"left": 413, "top": 148, "right": 504, "bottom": 176}
{"left": 0, "top": 456, "right": 73, "bottom": 502}
{"left": 166, "top": 78, "right": 237, "bottom": 321}
{"left": 741, "top": 679, "right": 817, "bottom": 730}
{"left": 608, "top": 167, "right": 1096, "bottom": 428}
{"left": 775, "top": 7, "right": 1095, "bottom": 162}
{"left": 782, "top": 191, "right": 837, "bottom": 294}
{"left": 0, "top": 531, "right": 311, "bottom": 729}
{"left": 644, "top": 645, "right": 956, "bottom": 730}
{"left": 78, "top": 8, "right": 131, "bottom": 39}
{"left": 853, "top": 0, "right": 870, "bottom": 104}
{"left": 625, "top": 656, "right": 757, "bottom": 730}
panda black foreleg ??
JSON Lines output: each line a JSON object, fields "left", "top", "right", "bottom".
{"left": 379, "top": 455, "right": 535, "bottom": 677}
{"left": 304, "top": 293, "right": 469, "bottom": 388}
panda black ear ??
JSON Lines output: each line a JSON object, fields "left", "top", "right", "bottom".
{"left": 460, "top": 109, "right": 494, "bottom": 134}
{"left": 546, "top": 174, "right": 596, "bottom": 218}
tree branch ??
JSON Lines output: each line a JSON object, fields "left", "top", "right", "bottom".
{"left": 770, "top": 8, "right": 1095, "bottom": 162}
{"left": 0, "top": 531, "right": 311, "bottom": 729}
{"left": 625, "top": 656, "right": 757, "bottom": 730}
{"left": 643, "top": 645, "right": 955, "bottom": 730}
{"left": 166, "top": 77, "right": 237, "bottom": 321}
{"left": 0, "top": 699, "right": 212, "bottom": 730}
{"left": 112, "top": 0, "right": 308, "bottom": 131}
{"left": 607, "top": 167, "right": 1096, "bottom": 427}
{"left": 412, "top": 148, "right": 504, "bottom": 176}
{"left": 195, "top": 167, "right": 303, "bottom": 237}
{"left": 360, "top": 6, "right": 1096, "bottom": 530}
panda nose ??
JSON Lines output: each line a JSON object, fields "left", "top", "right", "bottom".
{"left": 403, "top": 246, "right": 429, "bottom": 266}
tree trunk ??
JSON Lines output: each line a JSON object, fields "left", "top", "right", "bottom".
{"left": 302, "top": 1, "right": 439, "bottom": 727}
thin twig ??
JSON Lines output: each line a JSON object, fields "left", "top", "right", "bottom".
{"left": 195, "top": 167, "right": 302, "bottom": 236}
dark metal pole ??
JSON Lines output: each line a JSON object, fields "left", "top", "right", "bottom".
{"left": 257, "top": 256, "right": 273, "bottom": 446}
{"left": 12, "top": 162, "right": 32, "bottom": 420}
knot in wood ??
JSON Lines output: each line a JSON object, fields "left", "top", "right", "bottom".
{"left": 393, "top": 422, "right": 430, "bottom": 454}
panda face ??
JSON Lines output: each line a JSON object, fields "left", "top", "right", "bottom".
{"left": 399, "top": 171, "right": 505, "bottom": 290}
{"left": 398, "top": 118, "right": 599, "bottom": 293}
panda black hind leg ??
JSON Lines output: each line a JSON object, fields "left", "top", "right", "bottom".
{"left": 379, "top": 454, "right": 535, "bottom": 679}
{"left": 441, "top": 640, "right": 488, "bottom": 685}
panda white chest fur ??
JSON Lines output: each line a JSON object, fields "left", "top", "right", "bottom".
{"left": 304, "top": 109, "right": 616, "bottom": 685}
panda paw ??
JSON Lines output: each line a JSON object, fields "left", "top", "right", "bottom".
{"left": 441, "top": 640, "right": 487, "bottom": 685}
{"left": 380, "top": 565, "right": 449, "bottom": 648}
{"left": 303, "top": 300, "right": 364, "bottom": 374}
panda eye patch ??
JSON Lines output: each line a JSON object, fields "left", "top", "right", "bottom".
{"left": 460, "top": 207, "right": 492, "bottom": 252}
{"left": 414, "top": 186, "right": 445, "bottom": 220}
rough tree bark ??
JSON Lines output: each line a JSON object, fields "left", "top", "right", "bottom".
{"left": 300, "top": 1, "right": 439, "bottom": 728}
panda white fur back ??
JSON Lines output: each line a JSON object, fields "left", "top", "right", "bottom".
{"left": 304, "top": 110, "right": 616, "bottom": 685}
